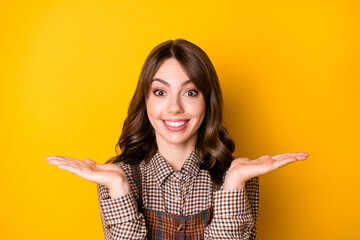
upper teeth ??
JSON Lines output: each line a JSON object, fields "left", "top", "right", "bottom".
{"left": 164, "top": 121, "right": 187, "bottom": 127}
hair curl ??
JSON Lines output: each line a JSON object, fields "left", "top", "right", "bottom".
{"left": 106, "top": 39, "right": 235, "bottom": 184}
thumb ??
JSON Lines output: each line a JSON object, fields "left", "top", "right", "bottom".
{"left": 83, "top": 159, "right": 96, "bottom": 164}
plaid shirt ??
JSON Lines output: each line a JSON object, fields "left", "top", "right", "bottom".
{"left": 97, "top": 149, "right": 259, "bottom": 239}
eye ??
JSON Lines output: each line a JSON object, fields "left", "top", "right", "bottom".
{"left": 153, "top": 89, "right": 166, "bottom": 96}
{"left": 184, "top": 90, "right": 198, "bottom": 97}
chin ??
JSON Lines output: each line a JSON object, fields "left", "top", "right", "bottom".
{"left": 163, "top": 131, "right": 199, "bottom": 146}
{"left": 163, "top": 137, "right": 191, "bottom": 146}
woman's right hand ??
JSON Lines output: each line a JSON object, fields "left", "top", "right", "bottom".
{"left": 46, "top": 156, "right": 130, "bottom": 198}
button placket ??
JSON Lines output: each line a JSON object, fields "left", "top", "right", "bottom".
{"left": 169, "top": 171, "right": 182, "bottom": 215}
{"left": 176, "top": 216, "right": 185, "bottom": 232}
{"left": 177, "top": 171, "right": 184, "bottom": 214}
{"left": 177, "top": 223, "right": 183, "bottom": 231}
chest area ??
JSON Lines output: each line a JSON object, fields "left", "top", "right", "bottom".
{"left": 135, "top": 165, "right": 217, "bottom": 216}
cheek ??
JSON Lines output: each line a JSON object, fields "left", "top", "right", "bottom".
{"left": 146, "top": 99, "right": 162, "bottom": 119}
{"left": 188, "top": 100, "right": 206, "bottom": 120}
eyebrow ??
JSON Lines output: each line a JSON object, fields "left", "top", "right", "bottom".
{"left": 152, "top": 78, "right": 192, "bottom": 87}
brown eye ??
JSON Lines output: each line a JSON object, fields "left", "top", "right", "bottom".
{"left": 185, "top": 90, "right": 198, "bottom": 97}
{"left": 153, "top": 90, "right": 166, "bottom": 96}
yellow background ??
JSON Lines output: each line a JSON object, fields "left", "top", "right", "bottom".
{"left": 1, "top": 0, "right": 359, "bottom": 239}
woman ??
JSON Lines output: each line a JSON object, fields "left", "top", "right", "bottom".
{"left": 46, "top": 39, "right": 309, "bottom": 240}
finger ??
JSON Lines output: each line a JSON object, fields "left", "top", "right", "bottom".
{"left": 271, "top": 153, "right": 294, "bottom": 160}
{"left": 47, "top": 158, "right": 80, "bottom": 167}
{"left": 57, "top": 157, "right": 102, "bottom": 170}
{"left": 272, "top": 154, "right": 308, "bottom": 169}
{"left": 83, "top": 159, "right": 96, "bottom": 164}
{"left": 62, "top": 156, "right": 83, "bottom": 163}
{"left": 48, "top": 160, "right": 79, "bottom": 170}
{"left": 57, "top": 164, "right": 84, "bottom": 176}
{"left": 272, "top": 152, "right": 308, "bottom": 160}
{"left": 295, "top": 154, "right": 308, "bottom": 160}
{"left": 46, "top": 156, "right": 76, "bottom": 161}
{"left": 276, "top": 153, "right": 309, "bottom": 161}
{"left": 58, "top": 160, "right": 97, "bottom": 173}
{"left": 291, "top": 152, "right": 309, "bottom": 157}
{"left": 47, "top": 158, "right": 67, "bottom": 166}
{"left": 46, "top": 156, "right": 79, "bottom": 162}
{"left": 250, "top": 155, "right": 269, "bottom": 163}
{"left": 272, "top": 157, "right": 298, "bottom": 169}
{"left": 47, "top": 156, "right": 83, "bottom": 166}
{"left": 63, "top": 156, "right": 100, "bottom": 165}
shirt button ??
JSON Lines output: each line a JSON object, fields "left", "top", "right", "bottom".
{"left": 177, "top": 223, "right": 183, "bottom": 231}
{"left": 174, "top": 172, "right": 181, "bottom": 178}
{"left": 174, "top": 195, "right": 181, "bottom": 202}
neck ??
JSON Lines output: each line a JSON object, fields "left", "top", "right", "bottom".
{"left": 156, "top": 136, "right": 197, "bottom": 170}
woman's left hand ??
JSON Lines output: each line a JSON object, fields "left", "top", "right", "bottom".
{"left": 222, "top": 152, "right": 309, "bottom": 190}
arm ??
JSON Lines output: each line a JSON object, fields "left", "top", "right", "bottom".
{"left": 204, "top": 177, "right": 259, "bottom": 240}
{"left": 97, "top": 183, "right": 147, "bottom": 240}
{"left": 45, "top": 156, "right": 148, "bottom": 240}
{"left": 205, "top": 152, "right": 308, "bottom": 239}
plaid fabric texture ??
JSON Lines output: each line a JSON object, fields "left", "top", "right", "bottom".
{"left": 132, "top": 162, "right": 215, "bottom": 240}
{"left": 143, "top": 208, "right": 212, "bottom": 240}
{"left": 97, "top": 149, "right": 259, "bottom": 240}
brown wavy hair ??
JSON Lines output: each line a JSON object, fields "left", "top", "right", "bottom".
{"left": 106, "top": 39, "right": 235, "bottom": 184}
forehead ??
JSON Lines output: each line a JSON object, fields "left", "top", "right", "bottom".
{"left": 152, "top": 58, "right": 190, "bottom": 85}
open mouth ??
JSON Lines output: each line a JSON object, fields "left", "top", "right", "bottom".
{"left": 162, "top": 120, "right": 189, "bottom": 127}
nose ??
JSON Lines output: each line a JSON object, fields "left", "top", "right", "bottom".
{"left": 167, "top": 95, "right": 184, "bottom": 114}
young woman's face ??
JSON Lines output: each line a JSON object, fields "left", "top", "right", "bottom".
{"left": 146, "top": 58, "right": 206, "bottom": 147}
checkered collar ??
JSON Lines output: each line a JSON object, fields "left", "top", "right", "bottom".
{"left": 149, "top": 149, "right": 202, "bottom": 186}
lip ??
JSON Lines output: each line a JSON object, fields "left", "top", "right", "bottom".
{"left": 162, "top": 119, "right": 189, "bottom": 122}
{"left": 162, "top": 119, "right": 190, "bottom": 131}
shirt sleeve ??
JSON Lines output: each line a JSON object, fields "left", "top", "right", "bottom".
{"left": 97, "top": 163, "right": 148, "bottom": 240}
{"left": 204, "top": 176, "right": 259, "bottom": 240}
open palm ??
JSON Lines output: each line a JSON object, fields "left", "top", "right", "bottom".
{"left": 223, "top": 152, "right": 309, "bottom": 190}
{"left": 46, "top": 156, "right": 126, "bottom": 189}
